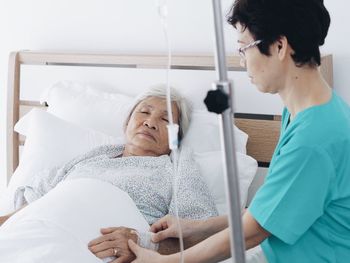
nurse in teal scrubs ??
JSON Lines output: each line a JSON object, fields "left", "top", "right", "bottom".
{"left": 126, "top": 0, "right": 350, "bottom": 262}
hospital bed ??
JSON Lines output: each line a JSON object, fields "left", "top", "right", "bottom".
{"left": 2, "top": 51, "right": 333, "bottom": 262}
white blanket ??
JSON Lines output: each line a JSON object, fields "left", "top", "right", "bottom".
{"left": 0, "top": 178, "right": 149, "bottom": 263}
{"left": 0, "top": 178, "right": 267, "bottom": 263}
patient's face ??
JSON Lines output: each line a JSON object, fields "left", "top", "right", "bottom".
{"left": 124, "top": 97, "right": 179, "bottom": 157}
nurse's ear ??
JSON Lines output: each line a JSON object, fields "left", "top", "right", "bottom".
{"left": 274, "top": 36, "right": 289, "bottom": 61}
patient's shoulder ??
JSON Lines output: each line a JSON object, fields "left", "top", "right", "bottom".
{"left": 64, "top": 144, "right": 124, "bottom": 169}
{"left": 87, "top": 144, "right": 124, "bottom": 158}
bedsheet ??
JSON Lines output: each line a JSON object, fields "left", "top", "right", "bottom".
{"left": 0, "top": 178, "right": 267, "bottom": 263}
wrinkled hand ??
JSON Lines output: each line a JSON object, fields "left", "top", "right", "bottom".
{"left": 88, "top": 227, "right": 138, "bottom": 263}
{"left": 0, "top": 215, "right": 9, "bottom": 226}
{"left": 150, "top": 215, "right": 197, "bottom": 243}
{"left": 128, "top": 239, "right": 165, "bottom": 263}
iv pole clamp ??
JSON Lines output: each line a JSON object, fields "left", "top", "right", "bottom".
{"left": 204, "top": 0, "right": 246, "bottom": 262}
{"left": 204, "top": 82, "right": 230, "bottom": 114}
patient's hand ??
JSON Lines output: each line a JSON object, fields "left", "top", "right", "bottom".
{"left": 0, "top": 215, "right": 10, "bottom": 226}
{"left": 0, "top": 206, "right": 26, "bottom": 227}
{"left": 88, "top": 227, "right": 138, "bottom": 263}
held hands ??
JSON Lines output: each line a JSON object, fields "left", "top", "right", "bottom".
{"left": 125, "top": 215, "right": 199, "bottom": 263}
{"left": 87, "top": 215, "right": 198, "bottom": 263}
{"left": 149, "top": 215, "right": 198, "bottom": 243}
{"left": 88, "top": 227, "right": 138, "bottom": 263}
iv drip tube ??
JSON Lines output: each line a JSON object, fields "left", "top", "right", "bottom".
{"left": 156, "top": 1, "right": 184, "bottom": 263}
{"left": 211, "top": 0, "right": 246, "bottom": 262}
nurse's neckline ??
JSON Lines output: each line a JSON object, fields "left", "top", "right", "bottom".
{"left": 288, "top": 90, "right": 334, "bottom": 123}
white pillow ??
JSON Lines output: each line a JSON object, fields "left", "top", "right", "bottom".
{"left": 41, "top": 81, "right": 248, "bottom": 153}
{"left": 183, "top": 110, "right": 248, "bottom": 154}
{"left": 41, "top": 81, "right": 134, "bottom": 137}
{"left": 0, "top": 109, "right": 121, "bottom": 215}
{"left": 194, "top": 151, "right": 257, "bottom": 214}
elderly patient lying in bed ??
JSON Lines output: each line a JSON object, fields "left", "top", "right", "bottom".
{"left": 0, "top": 86, "right": 218, "bottom": 263}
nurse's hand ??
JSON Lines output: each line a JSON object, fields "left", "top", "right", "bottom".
{"left": 150, "top": 215, "right": 199, "bottom": 243}
{"left": 128, "top": 239, "right": 169, "bottom": 263}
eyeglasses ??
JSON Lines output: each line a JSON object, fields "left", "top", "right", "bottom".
{"left": 238, "top": 40, "right": 262, "bottom": 60}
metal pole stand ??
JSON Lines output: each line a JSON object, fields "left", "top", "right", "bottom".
{"left": 204, "top": 1, "right": 246, "bottom": 262}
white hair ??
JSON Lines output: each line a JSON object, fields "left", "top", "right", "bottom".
{"left": 124, "top": 84, "right": 192, "bottom": 141}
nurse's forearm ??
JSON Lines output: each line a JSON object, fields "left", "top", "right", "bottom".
{"left": 165, "top": 228, "right": 231, "bottom": 263}
{"left": 243, "top": 210, "right": 270, "bottom": 249}
{"left": 158, "top": 215, "right": 228, "bottom": 255}
{"left": 202, "top": 215, "right": 229, "bottom": 236}
{"left": 185, "top": 215, "right": 228, "bottom": 246}
{"left": 185, "top": 228, "right": 231, "bottom": 263}
{"left": 164, "top": 211, "right": 270, "bottom": 263}
{"left": 158, "top": 238, "right": 180, "bottom": 254}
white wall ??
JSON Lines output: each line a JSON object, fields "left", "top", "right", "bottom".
{"left": 0, "top": 0, "right": 349, "bottom": 191}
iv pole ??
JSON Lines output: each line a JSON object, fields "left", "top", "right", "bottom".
{"left": 205, "top": 0, "right": 246, "bottom": 262}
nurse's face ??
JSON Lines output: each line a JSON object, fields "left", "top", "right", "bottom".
{"left": 236, "top": 23, "right": 286, "bottom": 94}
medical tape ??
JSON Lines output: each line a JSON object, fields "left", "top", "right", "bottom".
{"left": 134, "top": 231, "right": 159, "bottom": 251}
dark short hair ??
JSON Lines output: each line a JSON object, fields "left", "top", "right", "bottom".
{"left": 227, "top": 0, "right": 330, "bottom": 67}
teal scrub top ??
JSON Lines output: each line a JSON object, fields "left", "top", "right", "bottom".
{"left": 249, "top": 91, "right": 350, "bottom": 262}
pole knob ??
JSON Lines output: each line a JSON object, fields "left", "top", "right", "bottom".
{"left": 204, "top": 89, "right": 229, "bottom": 114}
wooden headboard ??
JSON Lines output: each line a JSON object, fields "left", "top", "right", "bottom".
{"left": 7, "top": 51, "right": 333, "bottom": 182}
